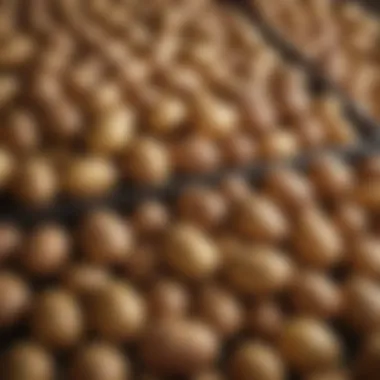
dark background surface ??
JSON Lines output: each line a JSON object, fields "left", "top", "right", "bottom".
{"left": 356, "top": 0, "right": 380, "bottom": 12}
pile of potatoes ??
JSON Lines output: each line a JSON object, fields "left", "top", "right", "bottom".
{"left": 0, "top": 0, "right": 358, "bottom": 208}
{"left": 1, "top": 154, "right": 380, "bottom": 379}
{"left": 253, "top": 0, "right": 380, "bottom": 121}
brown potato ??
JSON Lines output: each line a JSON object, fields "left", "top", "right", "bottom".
{"left": 22, "top": 224, "right": 71, "bottom": 277}
{"left": 147, "top": 279, "right": 190, "bottom": 320}
{"left": 350, "top": 236, "right": 380, "bottom": 279}
{"left": 124, "top": 245, "right": 158, "bottom": 284}
{"left": 219, "top": 175, "right": 251, "bottom": 204}
{"left": 4, "top": 342, "right": 55, "bottom": 380}
{"left": 264, "top": 168, "right": 315, "bottom": 210}
{"left": 122, "top": 137, "right": 170, "bottom": 185}
{"left": 0, "top": 148, "right": 15, "bottom": 190}
{"left": 260, "top": 130, "right": 300, "bottom": 160}
{"left": 44, "top": 98, "right": 83, "bottom": 141}
{"left": 171, "top": 136, "right": 221, "bottom": 174}
{"left": 11, "top": 157, "right": 57, "bottom": 207}
{"left": 279, "top": 318, "right": 342, "bottom": 373}
{"left": 354, "top": 178, "right": 380, "bottom": 210}
{"left": 331, "top": 202, "right": 368, "bottom": 238}
{"left": 69, "top": 343, "right": 130, "bottom": 380}
{"left": 196, "top": 286, "right": 243, "bottom": 337}
{"left": 88, "top": 107, "right": 135, "bottom": 154}
{"left": 62, "top": 264, "right": 110, "bottom": 297}
{"left": 141, "top": 319, "right": 219, "bottom": 375}
{"left": 229, "top": 341, "right": 285, "bottom": 380}
{"left": 132, "top": 201, "right": 169, "bottom": 237}
{"left": 309, "top": 155, "right": 354, "bottom": 198}
{"left": 164, "top": 224, "right": 220, "bottom": 280}
{"left": 0, "top": 272, "right": 30, "bottom": 328}
{"left": 3, "top": 109, "right": 40, "bottom": 154}
{"left": 342, "top": 276, "right": 380, "bottom": 333}
{"left": 148, "top": 94, "right": 188, "bottom": 135}
{"left": 290, "top": 271, "right": 342, "bottom": 318}
{"left": 234, "top": 195, "right": 289, "bottom": 242}
{"left": 194, "top": 95, "right": 239, "bottom": 139}
{"left": 221, "top": 133, "right": 257, "bottom": 167}
{"left": 0, "top": 76, "right": 19, "bottom": 108}
{"left": 0, "top": 224, "right": 21, "bottom": 264}
{"left": 177, "top": 187, "right": 227, "bottom": 230}
{"left": 227, "top": 246, "right": 294, "bottom": 295}
{"left": 31, "top": 290, "right": 83, "bottom": 349}
{"left": 246, "top": 301, "right": 284, "bottom": 339}
{"left": 292, "top": 208, "right": 343, "bottom": 268}
{"left": 88, "top": 281, "right": 146, "bottom": 342}
{"left": 63, "top": 156, "right": 117, "bottom": 198}
{"left": 79, "top": 210, "right": 133, "bottom": 266}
